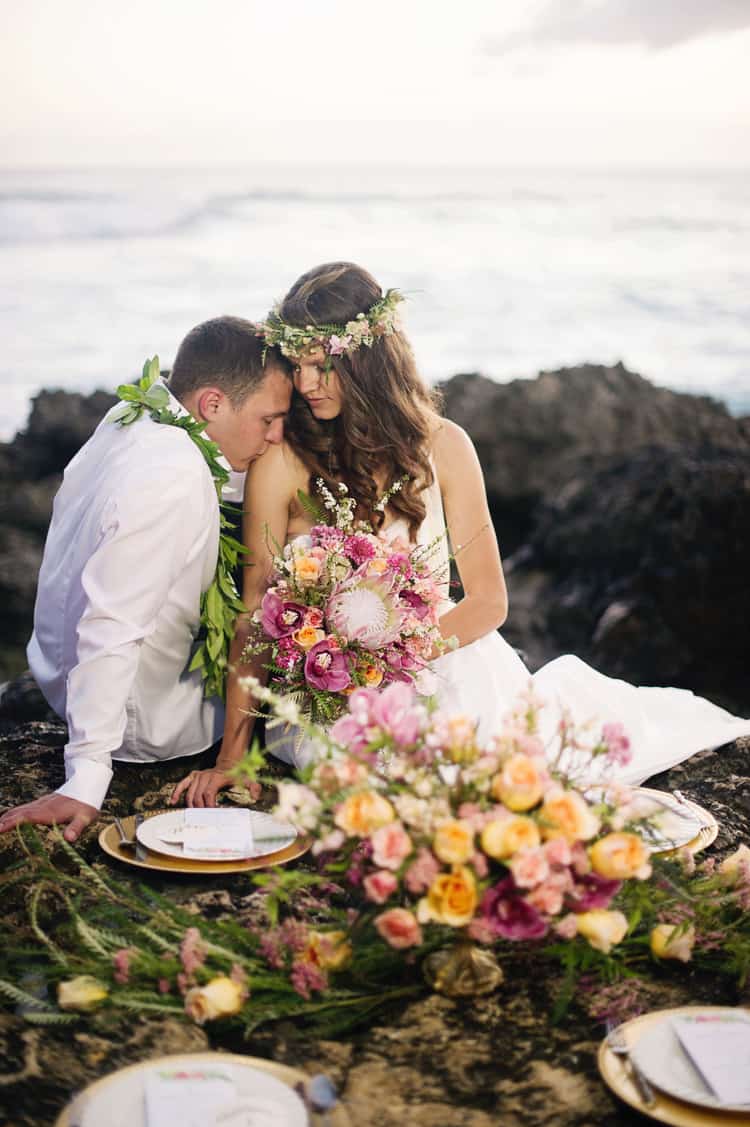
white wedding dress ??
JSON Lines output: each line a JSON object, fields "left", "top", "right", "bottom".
{"left": 268, "top": 473, "right": 750, "bottom": 783}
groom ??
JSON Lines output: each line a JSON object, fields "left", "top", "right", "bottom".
{"left": 0, "top": 316, "right": 291, "bottom": 843}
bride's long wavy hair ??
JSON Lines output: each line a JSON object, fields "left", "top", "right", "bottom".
{"left": 279, "top": 262, "right": 441, "bottom": 537}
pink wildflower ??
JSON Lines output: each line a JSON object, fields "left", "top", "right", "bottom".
{"left": 601, "top": 722, "right": 632, "bottom": 767}
{"left": 180, "top": 927, "right": 207, "bottom": 976}
{"left": 404, "top": 846, "right": 441, "bottom": 894}
{"left": 291, "top": 959, "right": 327, "bottom": 999}
{"left": 112, "top": 948, "right": 132, "bottom": 985}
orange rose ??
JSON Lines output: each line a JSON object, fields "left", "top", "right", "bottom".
{"left": 491, "top": 754, "right": 544, "bottom": 812}
{"left": 418, "top": 865, "right": 478, "bottom": 927}
{"left": 334, "top": 791, "right": 396, "bottom": 837}
{"left": 481, "top": 815, "right": 541, "bottom": 860}
{"left": 294, "top": 556, "right": 322, "bottom": 585}
{"left": 589, "top": 832, "right": 651, "bottom": 880}
{"left": 433, "top": 819, "right": 474, "bottom": 864}
{"left": 362, "top": 664, "right": 384, "bottom": 687}
{"left": 293, "top": 625, "right": 326, "bottom": 650}
{"left": 540, "top": 790, "right": 600, "bottom": 843}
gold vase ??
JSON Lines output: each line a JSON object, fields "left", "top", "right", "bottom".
{"left": 423, "top": 938, "right": 504, "bottom": 997}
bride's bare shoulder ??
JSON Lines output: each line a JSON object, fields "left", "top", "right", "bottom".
{"left": 245, "top": 441, "right": 308, "bottom": 496}
{"left": 430, "top": 417, "right": 478, "bottom": 471}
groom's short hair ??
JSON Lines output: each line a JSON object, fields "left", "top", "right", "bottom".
{"left": 168, "top": 316, "right": 289, "bottom": 407}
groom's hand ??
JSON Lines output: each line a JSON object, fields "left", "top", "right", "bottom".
{"left": 169, "top": 768, "right": 234, "bottom": 808}
{"left": 0, "top": 793, "right": 99, "bottom": 842}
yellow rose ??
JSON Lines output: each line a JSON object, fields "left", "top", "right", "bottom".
{"left": 576, "top": 909, "right": 629, "bottom": 954}
{"left": 418, "top": 865, "right": 478, "bottom": 927}
{"left": 589, "top": 832, "right": 651, "bottom": 880}
{"left": 540, "top": 790, "right": 600, "bottom": 843}
{"left": 57, "top": 975, "right": 108, "bottom": 1012}
{"left": 184, "top": 976, "right": 244, "bottom": 1025}
{"left": 334, "top": 791, "right": 396, "bottom": 837}
{"left": 491, "top": 754, "right": 544, "bottom": 812}
{"left": 294, "top": 556, "right": 322, "bottom": 585}
{"left": 433, "top": 819, "right": 475, "bottom": 864}
{"left": 481, "top": 815, "right": 541, "bottom": 860}
{"left": 368, "top": 558, "right": 388, "bottom": 575}
{"left": 362, "top": 664, "right": 384, "bottom": 687}
{"left": 719, "top": 843, "right": 750, "bottom": 882}
{"left": 305, "top": 930, "right": 353, "bottom": 971}
{"left": 293, "top": 625, "right": 326, "bottom": 649}
{"left": 650, "top": 923, "right": 695, "bottom": 963}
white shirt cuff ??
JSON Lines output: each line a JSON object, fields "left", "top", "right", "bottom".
{"left": 56, "top": 758, "right": 114, "bottom": 809}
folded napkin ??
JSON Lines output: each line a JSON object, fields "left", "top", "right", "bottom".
{"left": 672, "top": 1013, "right": 750, "bottom": 1106}
{"left": 182, "top": 809, "right": 254, "bottom": 860}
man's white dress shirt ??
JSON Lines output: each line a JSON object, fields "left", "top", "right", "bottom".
{"left": 28, "top": 387, "right": 236, "bottom": 809}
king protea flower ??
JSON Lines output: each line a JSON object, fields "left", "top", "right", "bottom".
{"left": 327, "top": 570, "right": 403, "bottom": 650}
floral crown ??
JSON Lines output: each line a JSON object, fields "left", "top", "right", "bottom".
{"left": 260, "top": 288, "right": 404, "bottom": 360}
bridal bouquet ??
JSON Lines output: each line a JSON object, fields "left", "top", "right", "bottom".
{"left": 270, "top": 682, "right": 659, "bottom": 962}
{"left": 242, "top": 480, "right": 448, "bottom": 726}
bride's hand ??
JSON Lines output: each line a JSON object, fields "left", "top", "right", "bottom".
{"left": 169, "top": 767, "right": 234, "bottom": 808}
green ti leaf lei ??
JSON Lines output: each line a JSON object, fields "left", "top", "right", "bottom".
{"left": 113, "top": 356, "right": 246, "bottom": 701}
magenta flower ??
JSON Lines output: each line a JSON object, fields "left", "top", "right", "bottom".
{"left": 567, "top": 871, "right": 622, "bottom": 911}
{"left": 399, "top": 590, "right": 430, "bottom": 620}
{"left": 479, "top": 877, "right": 548, "bottom": 941}
{"left": 260, "top": 591, "right": 307, "bottom": 639}
{"left": 304, "top": 639, "right": 351, "bottom": 692}
{"left": 344, "top": 534, "right": 377, "bottom": 564}
{"left": 371, "top": 681, "right": 421, "bottom": 745}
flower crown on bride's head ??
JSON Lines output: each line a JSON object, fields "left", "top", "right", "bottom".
{"left": 259, "top": 288, "right": 405, "bottom": 361}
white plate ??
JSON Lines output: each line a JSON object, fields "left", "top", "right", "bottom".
{"left": 636, "top": 790, "right": 707, "bottom": 851}
{"left": 136, "top": 809, "right": 297, "bottom": 861}
{"left": 64, "top": 1053, "right": 308, "bottom": 1127}
{"left": 630, "top": 1008, "right": 750, "bottom": 1112}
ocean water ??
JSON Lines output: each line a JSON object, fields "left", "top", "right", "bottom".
{"left": 1, "top": 164, "right": 748, "bottom": 440}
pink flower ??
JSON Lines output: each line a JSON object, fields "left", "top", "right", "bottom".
{"left": 404, "top": 846, "right": 441, "bottom": 894}
{"left": 157, "top": 978, "right": 171, "bottom": 994}
{"left": 479, "top": 877, "right": 548, "bottom": 941}
{"left": 329, "top": 713, "right": 370, "bottom": 756}
{"left": 260, "top": 591, "right": 307, "bottom": 639}
{"left": 304, "top": 639, "right": 351, "bottom": 692}
{"left": 471, "top": 851, "right": 489, "bottom": 878}
{"left": 304, "top": 607, "right": 324, "bottom": 628}
{"left": 344, "top": 535, "right": 377, "bottom": 564}
{"left": 371, "top": 682, "right": 421, "bottom": 745}
{"left": 291, "top": 959, "right": 327, "bottom": 999}
{"left": 554, "top": 913, "right": 579, "bottom": 939}
{"left": 374, "top": 908, "right": 423, "bottom": 949}
{"left": 327, "top": 334, "right": 352, "bottom": 356}
{"left": 601, "top": 722, "right": 632, "bottom": 767}
{"left": 466, "top": 917, "right": 497, "bottom": 944}
{"left": 545, "top": 838, "right": 572, "bottom": 868}
{"left": 370, "top": 821, "right": 413, "bottom": 871}
{"left": 567, "top": 871, "right": 622, "bottom": 911}
{"left": 509, "top": 847, "right": 550, "bottom": 889}
{"left": 112, "top": 948, "right": 132, "bottom": 985}
{"left": 180, "top": 927, "right": 207, "bottom": 976}
{"left": 527, "top": 881, "right": 565, "bottom": 916}
{"left": 363, "top": 870, "right": 399, "bottom": 903}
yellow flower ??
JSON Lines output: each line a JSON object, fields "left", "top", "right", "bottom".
{"left": 540, "top": 790, "right": 600, "bottom": 843}
{"left": 293, "top": 625, "right": 325, "bottom": 649}
{"left": 184, "top": 976, "right": 244, "bottom": 1025}
{"left": 304, "top": 930, "right": 353, "bottom": 971}
{"left": 418, "top": 865, "right": 478, "bottom": 927}
{"left": 650, "top": 923, "right": 695, "bottom": 963}
{"left": 334, "top": 791, "right": 396, "bottom": 837}
{"left": 576, "top": 909, "right": 628, "bottom": 954}
{"left": 481, "top": 815, "right": 541, "bottom": 860}
{"left": 294, "top": 556, "right": 322, "bottom": 585}
{"left": 57, "top": 975, "right": 108, "bottom": 1012}
{"left": 362, "top": 664, "right": 384, "bottom": 687}
{"left": 491, "top": 754, "right": 544, "bottom": 812}
{"left": 719, "top": 843, "right": 750, "bottom": 882}
{"left": 368, "top": 558, "right": 388, "bottom": 575}
{"left": 433, "top": 819, "right": 475, "bottom": 864}
{"left": 590, "top": 832, "right": 651, "bottom": 880}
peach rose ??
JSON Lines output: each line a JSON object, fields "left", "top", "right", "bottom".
{"left": 650, "top": 923, "right": 695, "bottom": 963}
{"left": 508, "top": 846, "right": 550, "bottom": 889}
{"left": 305, "top": 930, "right": 353, "bottom": 971}
{"left": 304, "top": 607, "right": 324, "bottom": 628}
{"left": 589, "top": 832, "right": 651, "bottom": 880}
{"left": 363, "top": 870, "right": 399, "bottom": 903}
{"left": 433, "top": 819, "right": 475, "bottom": 865}
{"left": 57, "top": 975, "right": 108, "bottom": 1012}
{"left": 418, "top": 865, "right": 478, "bottom": 927}
{"left": 375, "top": 908, "right": 423, "bottom": 949}
{"left": 334, "top": 791, "right": 396, "bottom": 837}
{"left": 491, "top": 754, "right": 544, "bottom": 812}
{"left": 575, "top": 909, "right": 628, "bottom": 954}
{"left": 481, "top": 815, "right": 541, "bottom": 860}
{"left": 370, "top": 821, "right": 413, "bottom": 870}
{"left": 540, "top": 790, "right": 600, "bottom": 843}
{"left": 362, "top": 664, "right": 384, "bottom": 687}
{"left": 183, "top": 976, "right": 244, "bottom": 1024}
{"left": 719, "top": 843, "right": 750, "bottom": 882}
{"left": 292, "top": 625, "right": 326, "bottom": 650}
{"left": 294, "top": 555, "right": 322, "bottom": 585}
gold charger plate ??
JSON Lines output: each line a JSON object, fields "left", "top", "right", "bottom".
{"left": 638, "top": 789, "right": 719, "bottom": 857}
{"left": 598, "top": 1006, "right": 750, "bottom": 1125}
{"left": 99, "top": 812, "right": 311, "bottom": 874}
{"left": 54, "top": 1051, "right": 350, "bottom": 1126}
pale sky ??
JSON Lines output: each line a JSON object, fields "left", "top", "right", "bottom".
{"left": 2, "top": 0, "right": 749, "bottom": 168}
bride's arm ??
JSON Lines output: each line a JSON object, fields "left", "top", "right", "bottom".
{"left": 171, "top": 443, "right": 299, "bottom": 807}
{"left": 431, "top": 419, "right": 508, "bottom": 648}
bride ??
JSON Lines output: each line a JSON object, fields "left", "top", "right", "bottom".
{"left": 172, "top": 262, "right": 750, "bottom": 807}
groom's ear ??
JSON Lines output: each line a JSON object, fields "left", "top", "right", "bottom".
{"left": 195, "top": 388, "right": 225, "bottom": 421}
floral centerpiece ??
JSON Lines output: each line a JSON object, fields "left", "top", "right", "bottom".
{"left": 242, "top": 479, "right": 449, "bottom": 727}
